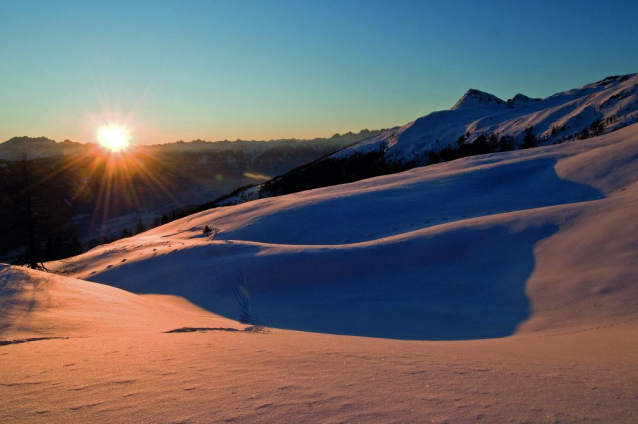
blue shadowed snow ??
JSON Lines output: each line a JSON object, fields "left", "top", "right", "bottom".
{"left": 218, "top": 157, "right": 601, "bottom": 245}
{"left": 77, "top": 150, "right": 604, "bottom": 340}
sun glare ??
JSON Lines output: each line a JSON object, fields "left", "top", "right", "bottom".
{"left": 98, "top": 124, "right": 131, "bottom": 152}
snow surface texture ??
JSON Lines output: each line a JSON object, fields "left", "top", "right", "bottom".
{"left": 334, "top": 74, "right": 638, "bottom": 161}
{"left": 1, "top": 125, "right": 637, "bottom": 422}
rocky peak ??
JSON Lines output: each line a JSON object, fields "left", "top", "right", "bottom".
{"left": 451, "top": 89, "right": 507, "bottom": 111}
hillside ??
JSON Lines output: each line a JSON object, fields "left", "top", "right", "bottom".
{"left": 1, "top": 124, "right": 636, "bottom": 422}
{"left": 48, "top": 123, "right": 638, "bottom": 339}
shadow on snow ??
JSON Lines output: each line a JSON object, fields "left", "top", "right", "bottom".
{"left": 75, "top": 158, "right": 602, "bottom": 340}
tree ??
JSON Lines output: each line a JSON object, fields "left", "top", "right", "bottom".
{"left": 590, "top": 119, "right": 604, "bottom": 137}
{"left": 499, "top": 135, "right": 515, "bottom": 152}
{"left": 203, "top": 225, "right": 212, "bottom": 235}
{"left": 151, "top": 216, "right": 161, "bottom": 228}
{"left": 17, "top": 153, "right": 41, "bottom": 269}
{"left": 69, "top": 236, "right": 82, "bottom": 256}
{"left": 520, "top": 127, "right": 538, "bottom": 149}
{"left": 578, "top": 128, "right": 590, "bottom": 140}
{"left": 425, "top": 150, "right": 440, "bottom": 165}
{"left": 4, "top": 153, "right": 76, "bottom": 269}
{"left": 135, "top": 216, "right": 147, "bottom": 234}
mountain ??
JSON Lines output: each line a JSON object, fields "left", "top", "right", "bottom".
{"left": 451, "top": 88, "right": 510, "bottom": 110}
{"left": 211, "top": 74, "right": 638, "bottom": 206}
{"left": 0, "top": 136, "right": 89, "bottom": 160}
{"left": 334, "top": 74, "right": 638, "bottom": 161}
{"left": 2, "top": 125, "right": 634, "bottom": 421}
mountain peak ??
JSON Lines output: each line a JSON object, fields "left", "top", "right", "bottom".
{"left": 451, "top": 89, "right": 506, "bottom": 111}
{"left": 506, "top": 93, "right": 541, "bottom": 108}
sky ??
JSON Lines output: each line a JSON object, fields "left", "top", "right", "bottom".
{"left": 1, "top": 0, "right": 637, "bottom": 146}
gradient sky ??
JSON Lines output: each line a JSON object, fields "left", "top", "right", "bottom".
{"left": 1, "top": 0, "right": 637, "bottom": 145}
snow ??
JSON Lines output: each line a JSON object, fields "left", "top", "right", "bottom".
{"left": 215, "top": 185, "right": 263, "bottom": 207}
{"left": 334, "top": 73, "right": 638, "bottom": 160}
{"left": 1, "top": 124, "right": 638, "bottom": 422}
{"left": 451, "top": 89, "right": 509, "bottom": 111}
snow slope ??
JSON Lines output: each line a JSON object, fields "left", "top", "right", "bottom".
{"left": 335, "top": 74, "right": 638, "bottom": 161}
{"left": 1, "top": 277, "right": 635, "bottom": 423}
{"left": 45, "top": 123, "right": 638, "bottom": 340}
{"left": 0, "top": 265, "right": 242, "bottom": 340}
{"left": 1, "top": 124, "right": 637, "bottom": 422}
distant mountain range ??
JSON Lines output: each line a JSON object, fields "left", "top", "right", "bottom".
{"left": 0, "top": 137, "right": 89, "bottom": 161}
{"left": 214, "top": 73, "right": 638, "bottom": 206}
{"left": 0, "top": 130, "right": 383, "bottom": 161}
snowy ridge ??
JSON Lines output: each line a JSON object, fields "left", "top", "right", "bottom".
{"left": 451, "top": 89, "right": 508, "bottom": 111}
{"left": 506, "top": 93, "right": 540, "bottom": 108}
{"left": 335, "top": 73, "right": 638, "bottom": 161}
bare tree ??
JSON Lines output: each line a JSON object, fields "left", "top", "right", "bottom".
{"left": 15, "top": 152, "right": 46, "bottom": 270}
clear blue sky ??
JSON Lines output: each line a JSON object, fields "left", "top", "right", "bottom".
{"left": 1, "top": 0, "right": 637, "bottom": 145}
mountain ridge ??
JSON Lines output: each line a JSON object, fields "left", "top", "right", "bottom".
{"left": 0, "top": 129, "right": 385, "bottom": 161}
{"left": 205, "top": 74, "right": 638, "bottom": 207}
{"left": 334, "top": 73, "right": 638, "bottom": 161}
{"left": 451, "top": 88, "right": 508, "bottom": 111}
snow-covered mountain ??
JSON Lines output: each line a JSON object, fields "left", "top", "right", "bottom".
{"left": 335, "top": 74, "right": 638, "bottom": 162}
{"left": 204, "top": 74, "right": 638, "bottom": 208}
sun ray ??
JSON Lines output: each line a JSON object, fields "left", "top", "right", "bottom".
{"left": 126, "top": 152, "right": 181, "bottom": 206}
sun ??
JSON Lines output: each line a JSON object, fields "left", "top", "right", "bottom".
{"left": 97, "top": 124, "right": 131, "bottom": 152}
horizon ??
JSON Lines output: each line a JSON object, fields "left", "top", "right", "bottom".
{"left": 3, "top": 71, "right": 635, "bottom": 147}
{"left": 2, "top": 0, "right": 638, "bottom": 146}
{"left": 1, "top": 126, "right": 383, "bottom": 146}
